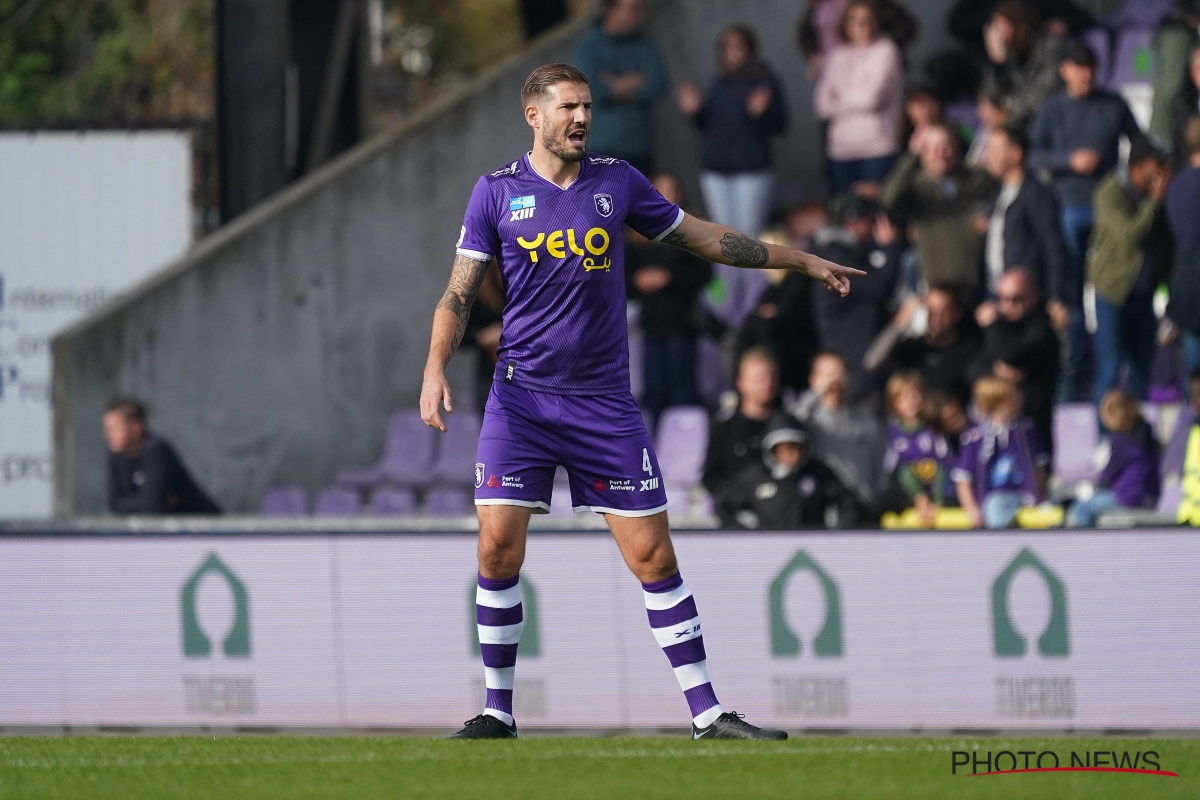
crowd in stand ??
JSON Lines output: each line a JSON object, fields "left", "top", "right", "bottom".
{"left": 564, "top": 0, "right": 1200, "bottom": 530}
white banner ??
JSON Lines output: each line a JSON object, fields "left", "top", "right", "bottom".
{"left": 0, "top": 131, "right": 191, "bottom": 517}
{"left": 0, "top": 531, "right": 1197, "bottom": 729}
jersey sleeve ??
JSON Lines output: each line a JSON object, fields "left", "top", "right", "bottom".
{"left": 624, "top": 165, "right": 684, "bottom": 242}
{"left": 456, "top": 177, "right": 500, "bottom": 261}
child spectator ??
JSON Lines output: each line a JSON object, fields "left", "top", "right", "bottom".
{"left": 882, "top": 372, "right": 955, "bottom": 524}
{"left": 717, "top": 412, "right": 862, "bottom": 529}
{"left": 953, "top": 375, "right": 1048, "bottom": 528}
{"left": 1067, "top": 390, "right": 1161, "bottom": 527}
{"left": 926, "top": 389, "right": 970, "bottom": 457}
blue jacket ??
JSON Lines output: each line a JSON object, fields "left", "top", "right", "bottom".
{"left": 573, "top": 22, "right": 667, "bottom": 160}
{"left": 691, "top": 62, "right": 787, "bottom": 174}
{"left": 1028, "top": 89, "right": 1145, "bottom": 208}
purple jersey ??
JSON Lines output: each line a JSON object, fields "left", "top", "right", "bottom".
{"left": 457, "top": 153, "right": 684, "bottom": 394}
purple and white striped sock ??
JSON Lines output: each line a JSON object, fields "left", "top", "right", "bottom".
{"left": 477, "top": 573, "right": 524, "bottom": 726}
{"left": 642, "top": 572, "right": 724, "bottom": 728}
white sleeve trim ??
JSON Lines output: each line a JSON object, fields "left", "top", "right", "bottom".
{"left": 456, "top": 248, "right": 494, "bottom": 262}
{"left": 651, "top": 208, "right": 686, "bottom": 242}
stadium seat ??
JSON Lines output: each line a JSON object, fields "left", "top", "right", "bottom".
{"left": 1161, "top": 405, "right": 1195, "bottom": 479}
{"left": 430, "top": 411, "right": 482, "bottom": 486}
{"left": 1052, "top": 403, "right": 1099, "bottom": 487}
{"left": 314, "top": 487, "right": 361, "bottom": 515}
{"left": 338, "top": 410, "right": 437, "bottom": 488}
{"left": 260, "top": 486, "right": 308, "bottom": 515}
{"left": 1108, "top": 28, "right": 1154, "bottom": 88}
{"left": 368, "top": 487, "right": 417, "bottom": 515}
{"left": 655, "top": 406, "right": 709, "bottom": 488}
{"left": 424, "top": 486, "right": 472, "bottom": 516}
{"left": 1157, "top": 475, "right": 1182, "bottom": 516}
{"left": 1083, "top": 28, "right": 1112, "bottom": 86}
{"left": 943, "top": 101, "right": 980, "bottom": 133}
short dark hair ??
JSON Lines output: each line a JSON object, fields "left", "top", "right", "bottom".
{"left": 521, "top": 63, "right": 589, "bottom": 107}
{"left": 995, "top": 125, "right": 1028, "bottom": 156}
{"left": 1129, "top": 138, "right": 1167, "bottom": 167}
{"left": 105, "top": 398, "right": 146, "bottom": 423}
{"left": 927, "top": 283, "right": 965, "bottom": 310}
{"left": 737, "top": 345, "right": 779, "bottom": 375}
{"left": 1183, "top": 115, "right": 1200, "bottom": 158}
{"left": 1061, "top": 39, "right": 1097, "bottom": 67}
{"left": 721, "top": 24, "right": 760, "bottom": 58}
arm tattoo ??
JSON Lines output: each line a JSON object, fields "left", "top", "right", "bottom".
{"left": 660, "top": 229, "right": 688, "bottom": 249}
{"left": 718, "top": 232, "right": 769, "bottom": 268}
{"left": 436, "top": 254, "right": 489, "bottom": 354}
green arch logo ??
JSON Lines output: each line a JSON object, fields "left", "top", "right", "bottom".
{"left": 181, "top": 553, "right": 251, "bottom": 658}
{"left": 469, "top": 577, "right": 540, "bottom": 657}
{"left": 992, "top": 548, "right": 1069, "bottom": 658}
{"left": 769, "top": 550, "right": 843, "bottom": 657}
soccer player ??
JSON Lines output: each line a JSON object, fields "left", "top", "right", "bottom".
{"left": 421, "top": 63, "right": 864, "bottom": 740}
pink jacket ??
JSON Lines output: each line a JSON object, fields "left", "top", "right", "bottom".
{"left": 814, "top": 37, "right": 903, "bottom": 161}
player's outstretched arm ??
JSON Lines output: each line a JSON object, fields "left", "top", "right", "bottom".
{"left": 660, "top": 212, "right": 866, "bottom": 297}
{"left": 421, "top": 254, "right": 490, "bottom": 432}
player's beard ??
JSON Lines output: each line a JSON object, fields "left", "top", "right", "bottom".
{"left": 543, "top": 124, "right": 587, "bottom": 162}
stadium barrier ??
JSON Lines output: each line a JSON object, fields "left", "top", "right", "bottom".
{"left": 1, "top": 527, "right": 1196, "bottom": 731}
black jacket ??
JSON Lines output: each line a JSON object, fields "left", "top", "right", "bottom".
{"left": 734, "top": 271, "right": 818, "bottom": 393}
{"left": 626, "top": 241, "right": 712, "bottom": 337}
{"left": 702, "top": 410, "right": 771, "bottom": 497}
{"left": 107, "top": 433, "right": 220, "bottom": 514}
{"left": 994, "top": 177, "right": 1068, "bottom": 303}
{"left": 716, "top": 415, "right": 862, "bottom": 530}
{"left": 690, "top": 61, "right": 787, "bottom": 174}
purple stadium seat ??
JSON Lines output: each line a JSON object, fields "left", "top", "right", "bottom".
{"left": 368, "top": 487, "right": 417, "bottom": 516}
{"left": 1161, "top": 406, "right": 1195, "bottom": 479}
{"left": 338, "top": 410, "right": 437, "bottom": 488}
{"left": 1103, "top": 0, "right": 1174, "bottom": 31}
{"left": 1140, "top": 402, "right": 1161, "bottom": 440}
{"left": 656, "top": 406, "right": 710, "bottom": 487}
{"left": 943, "top": 101, "right": 980, "bottom": 133}
{"left": 1109, "top": 28, "right": 1154, "bottom": 88}
{"left": 261, "top": 486, "right": 308, "bottom": 516}
{"left": 1157, "top": 475, "right": 1182, "bottom": 516}
{"left": 424, "top": 486, "right": 472, "bottom": 516}
{"left": 430, "top": 412, "right": 483, "bottom": 486}
{"left": 1053, "top": 403, "right": 1099, "bottom": 486}
{"left": 1084, "top": 28, "right": 1112, "bottom": 86}
{"left": 314, "top": 487, "right": 361, "bottom": 515}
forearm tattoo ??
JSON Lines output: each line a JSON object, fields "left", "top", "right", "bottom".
{"left": 718, "top": 232, "right": 769, "bottom": 268}
{"left": 437, "top": 254, "right": 488, "bottom": 354}
{"left": 660, "top": 229, "right": 688, "bottom": 249}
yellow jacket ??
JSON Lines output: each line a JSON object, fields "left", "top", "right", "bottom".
{"left": 1177, "top": 425, "right": 1200, "bottom": 525}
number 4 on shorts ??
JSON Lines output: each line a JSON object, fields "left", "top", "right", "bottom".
{"left": 643, "top": 447, "right": 653, "bottom": 476}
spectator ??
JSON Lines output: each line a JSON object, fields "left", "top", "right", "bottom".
{"left": 103, "top": 399, "right": 220, "bottom": 515}
{"left": 1150, "top": 2, "right": 1200, "bottom": 151}
{"left": 810, "top": 195, "right": 903, "bottom": 397}
{"left": 1176, "top": 366, "right": 1200, "bottom": 524}
{"left": 1028, "top": 40, "right": 1146, "bottom": 398}
{"left": 702, "top": 347, "right": 779, "bottom": 498}
{"left": 982, "top": 125, "right": 1069, "bottom": 315}
{"left": 1067, "top": 389, "right": 1161, "bottom": 526}
{"left": 880, "top": 372, "right": 956, "bottom": 524}
{"left": 735, "top": 263, "right": 820, "bottom": 395}
{"left": 866, "top": 285, "right": 980, "bottom": 404}
{"left": 953, "top": 375, "right": 1049, "bottom": 528}
{"left": 979, "top": 0, "right": 1067, "bottom": 130}
{"left": 626, "top": 173, "right": 712, "bottom": 419}
{"left": 927, "top": 389, "right": 971, "bottom": 454}
{"left": 716, "top": 412, "right": 862, "bottom": 529}
{"left": 465, "top": 262, "right": 506, "bottom": 412}
{"left": 1166, "top": 117, "right": 1200, "bottom": 375}
{"left": 899, "top": 85, "right": 943, "bottom": 147}
{"left": 970, "top": 268, "right": 1060, "bottom": 455}
{"left": 948, "top": 0, "right": 1093, "bottom": 52}
{"left": 790, "top": 352, "right": 888, "bottom": 505}
{"left": 965, "top": 87, "right": 1008, "bottom": 169}
{"left": 1172, "top": 46, "right": 1200, "bottom": 165}
{"left": 798, "top": 0, "right": 918, "bottom": 78}
{"left": 882, "top": 120, "right": 997, "bottom": 294}
{"left": 1089, "top": 141, "right": 1173, "bottom": 405}
{"left": 676, "top": 25, "right": 788, "bottom": 239}
{"left": 814, "top": 0, "right": 905, "bottom": 195}
{"left": 573, "top": 0, "right": 666, "bottom": 176}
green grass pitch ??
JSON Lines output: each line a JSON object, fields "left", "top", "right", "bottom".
{"left": 0, "top": 735, "right": 1195, "bottom": 799}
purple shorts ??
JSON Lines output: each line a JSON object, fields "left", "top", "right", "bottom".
{"left": 474, "top": 380, "right": 668, "bottom": 516}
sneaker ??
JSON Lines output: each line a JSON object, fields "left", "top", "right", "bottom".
{"left": 692, "top": 711, "right": 787, "bottom": 740}
{"left": 446, "top": 714, "right": 518, "bottom": 739}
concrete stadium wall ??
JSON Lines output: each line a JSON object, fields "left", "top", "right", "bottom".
{"left": 53, "top": 1, "right": 956, "bottom": 515}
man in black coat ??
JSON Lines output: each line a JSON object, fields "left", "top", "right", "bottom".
{"left": 702, "top": 347, "right": 779, "bottom": 499}
{"left": 104, "top": 399, "right": 220, "bottom": 514}
{"left": 716, "top": 412, "right": 861, "bottom": 530}
{"left": 982, "top": 125, "right": 1069, "bottom": 327}
{"left": 968, "top": 269, "right": 1060, "bottom": 455}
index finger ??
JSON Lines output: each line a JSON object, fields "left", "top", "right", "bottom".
{"left": 835, "top": 265, "right": 868, "bottom": 277}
